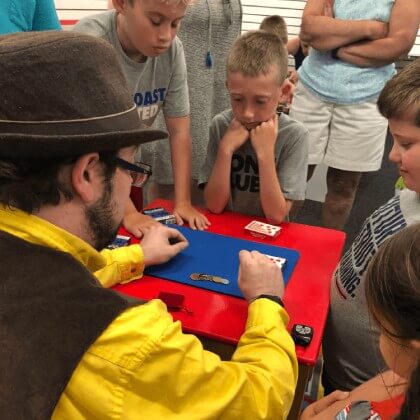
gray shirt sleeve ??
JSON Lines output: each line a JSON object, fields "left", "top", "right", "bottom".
{"left": 162, "top": 37, "right": 190, "bottom": 118}
{"left": 276, "top": 122, "right": 309, "bottom": 201}
{"left": 73, "top": 12, "right": 110, "bottom": 38}
{"left": 198, "top": 113, "right": 228, "bottom": 186}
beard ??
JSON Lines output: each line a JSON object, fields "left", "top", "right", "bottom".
{"left": 85, "top": 178, "right": 121, "bottom": 251}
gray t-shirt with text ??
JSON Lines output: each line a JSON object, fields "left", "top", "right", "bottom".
{"left": 323, "top": 188, "right": 420, "bottom": 391}
{"left": 74, "top": 11, "right": 189, "bottom": 163}
{"left": 199, "top": 109, "right": 309, "bottom": 216}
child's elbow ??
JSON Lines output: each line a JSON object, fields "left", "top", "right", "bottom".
{"left": 206, "top": 203, "right": 224, "bottom": 214}
{"left": 266, "top": 214, "right": 286, "bottom": 225}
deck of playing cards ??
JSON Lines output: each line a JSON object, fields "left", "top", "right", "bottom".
{"left": 107, "top": 234, "right": 131, "bottom": 250}
{"left": 244, "top": 220, "right": 281, "bottom": 240}
{"left": 142, "top": 207, "right": 176, "bottom": 225}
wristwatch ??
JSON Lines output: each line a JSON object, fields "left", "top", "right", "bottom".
{"left": 252, "top": 294, "right": 284, "bottom": 307}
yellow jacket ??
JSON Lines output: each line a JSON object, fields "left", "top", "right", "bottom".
{"left": 0, "top": 207, "right": 298, "bottom": 419}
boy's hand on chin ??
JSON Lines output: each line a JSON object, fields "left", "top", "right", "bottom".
{"left": 250, "top": 114, "right": 278, "bottom": 158}
{"left": 220, "top": 118, "right": 249, "bottom": 154}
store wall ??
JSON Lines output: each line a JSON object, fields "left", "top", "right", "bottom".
{"left": 56, "top": 0, "right": 419, "bottom": 56}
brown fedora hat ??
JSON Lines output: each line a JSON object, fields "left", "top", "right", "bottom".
{"left": 0, "top": 31, "right": 168, "bottom": 158}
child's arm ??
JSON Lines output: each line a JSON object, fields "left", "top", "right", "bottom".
{"left": 250, "top": 115, "right": 291, "bottom": 224}
{"left": 300, "top": 0, "right": 389, "bottom": 51}
{"left": 204, "top": 119, "right": 249, "bottom": 214}
{"left": 287, "top": 37, "right": 301, "bottom": 56}
{"left": 335, "top": 0, "right": 420, "bottom": 68}
{"left": 123, "top": 200, "right": 161, "bottom": 238}
{"left": 164, "top": 115, "right": 210, "bottom": 230}
{"left": 301, "top": 370, "right": 407, "bottom": 419}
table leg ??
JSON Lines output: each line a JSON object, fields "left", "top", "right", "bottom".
{"left": 287, "top": 363, "right": 313, "bottom": 420}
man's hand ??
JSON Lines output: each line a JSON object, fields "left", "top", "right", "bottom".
{"left": 173, "top": 202, "right": 211, "bottom": 230}
{"left": 300, "top": 390, "right": 350, "bottom": 419}
{"left": 141, "top": 224, "right": 189, "bottom": 267}
{"left": 220, "top": 118, "right": 250, "bottom": 155}
{"left": 123, "top": 211, "right": 161, "bottom": 238}
{"left": 237, "top": 250, "right": 284, "bottom": 302}
{"left": 249, "top": 115, "right": 278, "bottom": 159}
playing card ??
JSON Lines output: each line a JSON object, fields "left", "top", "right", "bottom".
{"left": 244, "top": 220, "right": 281, "bottom": 239}
{"left": 263, "top": 254, "right": 287, "bottom": 271}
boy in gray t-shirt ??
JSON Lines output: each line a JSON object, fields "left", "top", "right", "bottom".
{"left": 74, "top": 1, "right": 209, "bottom": 237}
{"left": 199, "top": 31, "right": 308, "bottom": 222}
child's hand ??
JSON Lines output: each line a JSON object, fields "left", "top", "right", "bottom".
{"left": 249, "top": 114, "right": 278, "bottom": 159}
{"left": 300, "top": 390, "right": 350, "bottom": 419}
{"left": 220, "top": 118, "right": 249, "bottom": 154}
{"left": 287, "top": 69, "right": 298, "bottom": 85}
{"left": 173, "top": 202, "right": 211, "bottom": 231}
{"left": 123, "top": 212, "right": 161, "bottom": 238}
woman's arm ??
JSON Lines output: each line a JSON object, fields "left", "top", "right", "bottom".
{"left": 300, "top": 0, "right": 389, "bottom": 51}
{"left": 287, "top": 37, "right": 301, "bottom": 56}
{"left": 337, "top": 0, "right": 420, "bottom": 67}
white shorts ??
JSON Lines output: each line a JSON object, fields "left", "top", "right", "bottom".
{"left": 290, "top": 82, "right": 388, "bottom": 172}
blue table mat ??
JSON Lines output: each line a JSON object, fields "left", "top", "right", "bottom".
{"left": 145, "top": 226, "right": 300, "bottom": 299}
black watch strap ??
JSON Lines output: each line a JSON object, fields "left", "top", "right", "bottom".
{"left": 253, "top": 294, "right": 284, "bottom": 307}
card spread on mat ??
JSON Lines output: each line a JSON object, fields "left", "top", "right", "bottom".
{"left": 145, "top": 226, "right": 299, "bottom": 299}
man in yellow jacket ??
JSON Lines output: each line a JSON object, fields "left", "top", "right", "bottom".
{"left": 0, "top": 31, "right": 298, "bottom": 420}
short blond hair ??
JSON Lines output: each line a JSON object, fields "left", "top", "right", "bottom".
{"left": 378, "top": 58, "right": 420, "bottom": 127}
{"left": 260, "top": 15, "right": 288, "bottom": 44}
{"left": 227, "top": 30, "right": 288, "bottom": 85}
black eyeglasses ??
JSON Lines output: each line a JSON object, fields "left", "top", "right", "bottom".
{"left": 114, "top": 157, "right": 152, "bottom": 187}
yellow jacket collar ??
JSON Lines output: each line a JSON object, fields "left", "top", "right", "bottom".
{"left": 0, "top": 206, "right": 106, "bottom": 272}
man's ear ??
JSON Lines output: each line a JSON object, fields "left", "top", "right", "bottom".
{"left": 71, "top": 153, "right": 101, "bottom": 204}
{"left": 410, "top": 339, "right": 420, "bottom": 352}
{"left": 278, "top": 79, "right": 294, "bottom": 104}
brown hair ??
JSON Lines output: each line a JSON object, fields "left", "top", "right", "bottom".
{"left": 260, "top": 15, "right": 288, "bottom": 44}
{"left": 377, "top": 58, "right": 420, "bottom": 127}
{"left": 227, "top": 30, "right": 288, "bottom": 85}
{"left": 365, "top": 224, "right": 420, "bottom": 420}
{"left": 0, "top": 152, "right": 119, "bottom": 214}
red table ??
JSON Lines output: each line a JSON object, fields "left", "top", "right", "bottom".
{"left": 114, "top": 199, "right": 345, "bottom": 418}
